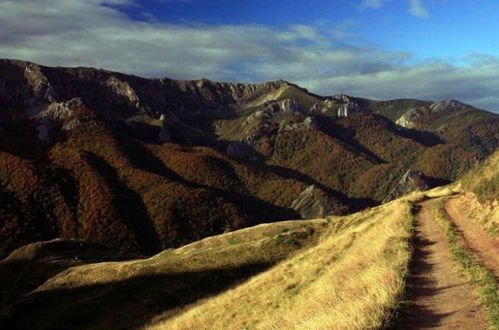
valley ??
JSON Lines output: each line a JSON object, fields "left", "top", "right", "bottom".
{"left": 1, "top": 60, "right": 498, "bottom": 258}
{"left": 0, "top": 60, "right": 498, "bottom": 329}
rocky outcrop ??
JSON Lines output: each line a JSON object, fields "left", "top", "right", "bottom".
{"left": 105, "top": 76, "right": 141, "bottom": 109}
{"left": 310, "top": 98, "right": 336, "bottom": 114}
{"left": 23, "top": 63, "right": 58, "bottom": 104}
{"left": 429, "top": 98, "right": 468, "bottom": 112}
{"left": 383, "top": 169, "right": 431, "bottom": 203}
{"left": 279, "top": 116, "right": 317, "bottom": 131}
{"left": 27, "top": 97, "right": 89, "bottom": 142}
{"left": 396, "top": 98, "right": 471, "bottom": 128}
{"left": 29, "top": 97, "right": 86, "bottom": 121}
{"left": 310, "top": 94, "right": 362, "bottom": 117}
{"left": 337, "top": 102, "right": 361, "bottom": 117}
{"left": 291, "top": 185, "right": 339, "bottom": 219}
{"left": 234, "top": 98, "right": 304, "bottom": 142}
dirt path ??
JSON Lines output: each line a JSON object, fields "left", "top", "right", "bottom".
{"left": 400, "top": 199, "right": 488, "bottom": 329}
{"left": 445, "top": 197, "right": 499, "bottom": 278}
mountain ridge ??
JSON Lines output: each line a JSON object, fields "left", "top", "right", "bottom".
{"left": 0, "top": 59, "right": 498, "bottom": 258}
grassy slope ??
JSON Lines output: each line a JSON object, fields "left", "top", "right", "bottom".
{"left": 2, "top": 186, "right": 459, "bottom": 330}
{"left": 5, "top": 220, "right": 328, "bottom": 329}
{"left": 150, "top": 197, "right": 420, "bottom": 329}
{"left": 457, "top": 150, "right": 499, "bottom": 236}
{"left": 461, "top": 150, "right": 499, "bottom": 203}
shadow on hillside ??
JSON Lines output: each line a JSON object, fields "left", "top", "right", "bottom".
{"left": 2, "top": 262, "right": 272, "bottom": 330}
{"left": 375, "top": 114, "right": 445, "bottom": 147}
{"left": 85, "top": 152, "right": 162, "bottom": 255}
{"left": 260, "top": 164, "right": 379, "bottom": 211}
{"left": 315, "top": 116, "right": 387, "bottom": 164}
{"left": 109, "top": 130, "right": 301, "bottom": 223}
{"left": 425, "top": 176, "right": 451, "bottom": 188}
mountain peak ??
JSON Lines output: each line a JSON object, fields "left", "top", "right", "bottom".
{"left": 430, "top": 98, "right": 470, "bottom": 112}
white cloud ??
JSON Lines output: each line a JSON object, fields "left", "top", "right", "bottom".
{"left": 408, "top": 0, "right": 429, "bottom": 18}
{"left": 359, "top": 0, "right": 390, "bottom": 9}
{"left": 0, "top": 0, "right": 498, "bottom": 113}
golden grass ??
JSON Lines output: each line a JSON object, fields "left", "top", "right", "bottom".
{"left": 147, "top": 199, "right": 414, "bottom": 330}
{"left": 35, "top": 219, "right": 328, "bottom": 292}
{"left": 457, "top": 150, "right": 499, "bottom": 237}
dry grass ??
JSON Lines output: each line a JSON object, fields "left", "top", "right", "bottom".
{"left": 147, "top": 199, "right": 415, "bottom": 330}
{"left": 458, "top": 150, "right": 499, "bottom": 236}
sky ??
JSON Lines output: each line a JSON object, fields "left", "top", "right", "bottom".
{"left": 2, "top": 0, "right": 499, "bottom": 113}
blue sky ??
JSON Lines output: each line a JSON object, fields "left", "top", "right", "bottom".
{"left": 2, "top": 0, "right": 499, "bottom": 112}
{"left": 125, "top": 0, "right": 499, "bottom": 60}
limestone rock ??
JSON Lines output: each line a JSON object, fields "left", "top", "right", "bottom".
{"left": 337, "top": 102, "right": 360, "bottom": 117}
{"left": 310, "top": 94, "right": 361, "bottom": 118}
{"left": 291, "top": 185, "right": 338, "bottom": 219}
{"left": 105, "top": 76, "right": 141, "bottom": 108}
{"left": 396, "top": 98, "right": 470, "bottom": 128}
{"left": 383, "top": 169, "right": 431, "bottom": 203}
{"left": 29, "top": 97, "right": 86, "bottom": 122}
{"left": 280, "top": 116, "right": 317, "bottom": 131}
{"left": 429, "top": 98, "right": 467, "bottom": 112}
{"left": 23, "top": 63, "right": 58, "bottom": 104}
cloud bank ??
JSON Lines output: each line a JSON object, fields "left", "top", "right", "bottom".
{"left": 0, "top": 0, "right": 498, "bottom": 112}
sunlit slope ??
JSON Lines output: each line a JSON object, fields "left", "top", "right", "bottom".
{"left": 4, "top": 220, "right": 328, "bottom": 329}
{"left": 148, "top": 199, "right": 414, "bottom": 329}
{"left": 458, "top": 150, "right": 499, "bottom": 236}
{"left": 6, "top": 196, "right": 419, "bottom": 330}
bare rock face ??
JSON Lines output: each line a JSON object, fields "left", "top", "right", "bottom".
{"left": 310, "top": 94, "right": 361, "bottom": 118}
{"left": 280, "top": 116, "right": 317, "bottom": 131}
{"left": 237, "top": 98, "right": 304, "bottom": 141}
{"left": 291, "top": 185, "right": 338, "bottom": 219}
{"left": 28, "top": 98, "right": 90, "bottom": 141}
{"left": 332, "top": 94, "right": 351, "bottom": 103}
{"left": 23, "top": 63, "right": 58, "bottom": 104}
{"left": 396, "top": 98, "right": 470, "bottom": 128}
{"left": 310, "top": 99, "right": 336, "bottom": 114}
{"left": 29, "top": 97, "right": 86, "bottom": 122}
{"left": 105, "top": 76, "right": 141, "bottom": 109}
{"left": 429, "top": 98, "right": 467, "bottom": 112}
{"left": 337, "top": 102, "right": 360, "bottom": 117}
{"left": 383, "top": 169, "right": 431, "bottom": 203}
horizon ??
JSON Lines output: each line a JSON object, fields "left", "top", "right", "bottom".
{"left": 2, "top": 57, "right": 492, "bottom": 112}
{"left": 2, "top": 0, "right": 499, "bottom": 113}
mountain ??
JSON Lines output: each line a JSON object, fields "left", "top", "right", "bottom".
{"left": 0, "top": 59, "right": 498, "bottom": 258}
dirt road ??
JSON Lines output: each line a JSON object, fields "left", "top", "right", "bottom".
{"left": 444, "top": 197, "right": 499, "bottom": 278}
{"left": 400, "top": 199, "right": 488, "bottom": 329}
